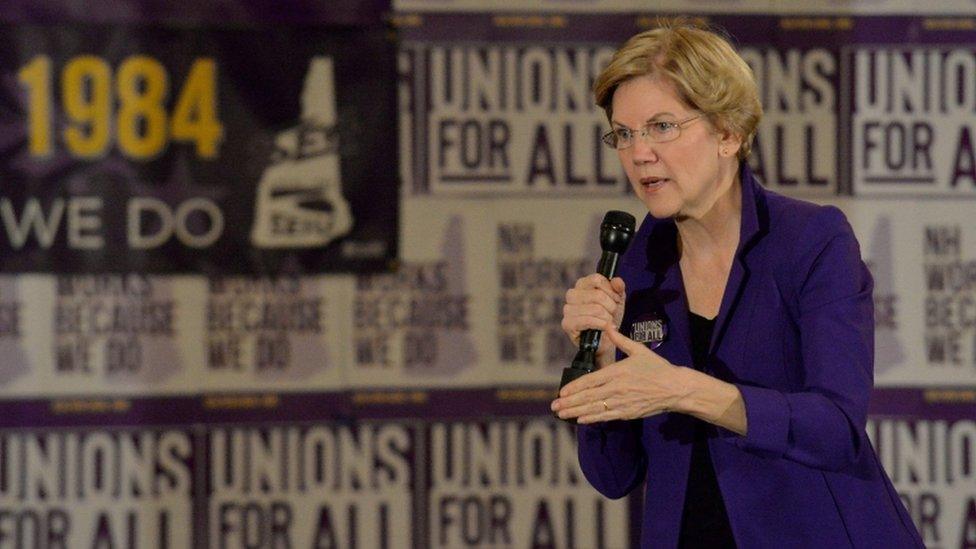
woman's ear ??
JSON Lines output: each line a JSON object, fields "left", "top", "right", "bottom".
{"left": 719, "top": 131, "right": 743, "bottom": 158}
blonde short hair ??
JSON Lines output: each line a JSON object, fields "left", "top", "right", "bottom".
{"left": 594, "top": 21, "right": 762, "bottom": 160}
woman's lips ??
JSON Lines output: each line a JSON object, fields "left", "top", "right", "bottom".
{"left": 639, "top": 177, "right": 669, "bottom": 191}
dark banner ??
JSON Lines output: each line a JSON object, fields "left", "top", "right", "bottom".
{"left": 0, "top": 23, "right": 398, "bottom": 273}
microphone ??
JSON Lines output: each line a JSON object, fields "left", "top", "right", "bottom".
{"left": 558, "top": 211, "right": 636, "bottom": 402}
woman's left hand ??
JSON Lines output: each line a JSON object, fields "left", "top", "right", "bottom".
{"left": 551, "top": 328, "right": 691, "bottom": 424}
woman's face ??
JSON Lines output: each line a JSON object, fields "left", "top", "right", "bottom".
{"left": 611, "top": 74, "right": 739, "bottom": 220}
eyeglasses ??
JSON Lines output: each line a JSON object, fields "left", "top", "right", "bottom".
{"left": 601, "top": 114, "right": 703, "bottom": 150}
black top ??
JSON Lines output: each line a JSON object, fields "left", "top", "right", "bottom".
{"left": 678, "top": 312, "right": 736, "bottom": 548}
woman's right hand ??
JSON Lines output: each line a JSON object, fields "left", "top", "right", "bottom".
{"left": 561, "top": 274, "right": 626, "bottom": 368}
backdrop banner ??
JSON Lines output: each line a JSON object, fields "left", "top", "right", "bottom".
{"left": 0, "top": 21, "right": 398, "bottom": 273}
{"left": 0, "top": 3, "right": 975, "bottom": 548}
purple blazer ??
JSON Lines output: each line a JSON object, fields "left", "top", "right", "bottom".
{"left": 577, "top": 164, "right": 923, "bottom": 548}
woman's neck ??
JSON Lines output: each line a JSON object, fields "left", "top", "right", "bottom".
{"left": 676, "top": 169, "right": 743, "bottom": 261}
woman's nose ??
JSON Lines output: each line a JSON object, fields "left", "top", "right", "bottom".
{"left": 630, "top": 134, "right": 659, "bottom": 163}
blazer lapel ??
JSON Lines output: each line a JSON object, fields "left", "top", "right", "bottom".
{"left": 659, "top": 256, "right": 692, "bottom": 367}
{"left": 709, "top": 164, "right": 768, "bottom": 355}
{"left": 635, "top": 221, "right": 692, "bottom": 368}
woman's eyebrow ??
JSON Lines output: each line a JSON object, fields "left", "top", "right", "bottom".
{"left": 610, "top": 112, "right": 678, "bottom": 127}
{"left": 644, "top": 112, "right": 677, "bottom": 122}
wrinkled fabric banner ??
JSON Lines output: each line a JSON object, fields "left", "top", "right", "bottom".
{"left": 0, "top": 19, "right": 397, "bottom": 273}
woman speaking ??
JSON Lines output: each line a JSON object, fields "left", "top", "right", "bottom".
{"left": 550, "top": 22, "right": 923, "bottom": 548}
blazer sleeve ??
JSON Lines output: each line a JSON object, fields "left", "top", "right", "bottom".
{"left": 726, "top": 206, "right": 875, "bottom": 472}
{"left": 576, "top": 419, "right": 646, "bottom": 499}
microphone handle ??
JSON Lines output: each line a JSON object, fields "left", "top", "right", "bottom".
{"left": 579, "top": 250, "right": 620, "bottom": 352}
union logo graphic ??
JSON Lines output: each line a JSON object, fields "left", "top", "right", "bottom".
{"left": 251, "top": 57, "right": 353, "bottom": 248}
{"left": 631, "top": 316, "right": 667, "bottom": 349}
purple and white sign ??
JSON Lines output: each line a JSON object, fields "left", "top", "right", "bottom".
{"left": 0, "top": 23, "right": 398, "bottom": 273}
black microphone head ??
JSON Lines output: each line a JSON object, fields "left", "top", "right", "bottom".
{"left": 600, "top": 210, "right": 636, "bottom": 254}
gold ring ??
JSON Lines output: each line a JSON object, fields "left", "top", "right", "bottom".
{"left": 602, "top": 400, "right": 609, "bottom": 411}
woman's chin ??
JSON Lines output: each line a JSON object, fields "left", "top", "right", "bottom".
{"left": 642, "top": 200, "right": 679, "bottom": 220}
